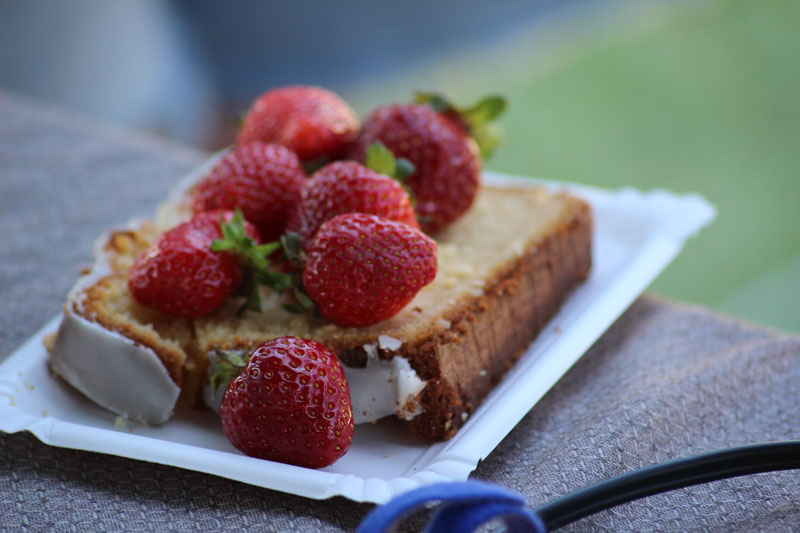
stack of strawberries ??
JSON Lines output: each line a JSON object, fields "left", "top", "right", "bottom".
{"left": 126, "top": 86, "right": 505, "bottom": 468}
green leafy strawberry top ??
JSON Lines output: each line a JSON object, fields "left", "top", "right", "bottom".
{"left": 414, "top": 91, "right": 507, "bottom": 158}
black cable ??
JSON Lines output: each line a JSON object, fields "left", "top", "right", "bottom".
{"left": 535, "top": 440, "right": 800, "bottom": 531}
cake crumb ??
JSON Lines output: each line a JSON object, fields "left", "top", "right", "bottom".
{"left": 363, "top": 343, "right": 378, "bottom": 359}
{"left": 8, "top": 396, "right": 15, "bottom": 407}
{"left": 41, "top": 410, "right": 49, "bottom": 417}
{"left": 317, "top": 324, "right": 338, "bottom": 335}
{"left": 42, "top": 332, "right": 56, "bottom": 353}
{"left": 450, "top": 263, "right": 475, "bottom": 277}
{"left": 554, "top": 325, "right": 563, "bottom": 334}
{"left": 435, "top": 318, "right": 451, "bottom": 329}
{"left": 440, "top": 278, "right": 456, "bottom": 289}
{"left": 438, "top": 243, "right": 457, "bottom": 260}
{"left": 384, "top": 454, "right": 390, "bottom": 458}
{"left": 378, "top": 335, "right": 402, "bottom": 351}
{"left": 23, "top": 382, "right": 35, "bottom": 391}
{"left": 114, "top": 416, "right": 128, "bottom": 430}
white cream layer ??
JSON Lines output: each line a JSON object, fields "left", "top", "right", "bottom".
{"left": 50, "top": 311, "right": 180, "bottom": 424}
{"left": 54, "top": 299, "right": 427, "bottom": 425}
{"left": 346, "top": 341, "right": 426, "bottom": 423}
{"left": 203, "top": 338, "right": 427, "bottom": 424}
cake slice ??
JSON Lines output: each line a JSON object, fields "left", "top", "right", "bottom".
{"left": 49, "top": 179, "right": 591, "bottom": 440}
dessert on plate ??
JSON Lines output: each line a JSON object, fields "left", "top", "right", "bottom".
{"left": 47, "top": 86, "right": 592, "bottom": 467}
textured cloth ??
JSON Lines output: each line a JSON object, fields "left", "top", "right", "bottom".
{"left": 1, "top": 91, "right": 799, "bottom": 532}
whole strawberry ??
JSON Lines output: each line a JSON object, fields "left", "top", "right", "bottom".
{"left": 286, "top": 159, "right": 418, "bottom": 246}
{"left": 349, "top": 103, "right": 478, "bottom": 235}
{"left": 192, "top": 141, "right": 305, "bottom": 242}
{"left": 128, "top": 210, "right": 259, "bottom": 318}
{"left": 237, "top": 86, "right": 358, "bottom": 163}
{"left": 303, "top": 213, "right": 437, "bottom": 327}
{"left": 219, "top": 337, "right": 354, "bottom": 469}
{"left": 349, "top": 94, "right": 505, "bottom": 234}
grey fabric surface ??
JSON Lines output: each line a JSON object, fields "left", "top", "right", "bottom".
{"left": 1, "top": 90, "right": 799, "bottom": 532}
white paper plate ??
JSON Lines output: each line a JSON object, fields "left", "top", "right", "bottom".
{"left": 0, "top": 172, "right": 715, "bottom": 504}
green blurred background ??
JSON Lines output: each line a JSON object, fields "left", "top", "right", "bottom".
{"left": 347, "top": 0, "right": 800, "bottom": 332}
{"left": 2, "top": 0, "right": 797, "bottom": 331}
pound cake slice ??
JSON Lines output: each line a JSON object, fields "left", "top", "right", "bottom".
{"left": 49, "top": 182, "right": 591, "bottom": 440}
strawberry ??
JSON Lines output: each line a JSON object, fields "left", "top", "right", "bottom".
{"left": 237, "top": 86, "right": 358, "bottom": 163}
{"left": 303, "top": 213, "right": 437, "bottom": 327}
{"left": 286, "top": 157, "right": 418, "bottom": 247}
{"left": 349, "top": 94, "right": 505, "bottom": 234}
{"left": 218, "top": 337, "right": 354, "bottom": 469}
{"left": 128, "top": 210, "right": 260, "bottom": 318}
{"left": 191, "top": 141, "right": 305, "bottom": 243}
{"left": 349, "top": 103, "right": 478, "bottom": 235}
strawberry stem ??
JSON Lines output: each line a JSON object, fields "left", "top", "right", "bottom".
{"left": 211, "top": 209, "right": 292, "bottom": 313}
{"left": 365, "top": 141, "right": 417, "bottom": 205}
{"left": 280, "top": 231, "right": 305, "bottom": 267}
{"left": 302, "top": 157, "right": 329, "bottom": 175}
{"left": 278, "top": 231, "right": 318, "bottom": 315}
{"left": 210, "top": 210, "right": 319, "bottom": 317}
{"left": 209, "top": 345, "right": 249, "bottom": 396}
{"left": 414, "top": 91, "right": 507, "bottom": 159}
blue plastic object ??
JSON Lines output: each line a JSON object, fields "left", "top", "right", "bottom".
{"left": 355, "top": 481, "right": 545, "bottom": 533}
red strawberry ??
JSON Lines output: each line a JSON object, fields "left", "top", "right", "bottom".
{"left": 128, "top": 210, "right": 259, "bottom": 318}
{"left": 286, "top": 160, "right": 418, "bottom": 246}
{"left": 350, "top": 94, "right": 506, "bottom": 234}
{"left": 349, "top": 103, "right": 480, "bottom": 234}
{"left": 219, "top": 337, "right": 354, "bottom": 469}
{"left": 303, "top": 213, "right": 437, "bottom": 327}
{"left": 191, "top": 142, "right": 305, "bottom": 243}
{"left": 237, "top": 86, "right": 358, "bottom": 162}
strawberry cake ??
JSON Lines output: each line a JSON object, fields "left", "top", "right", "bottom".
{"left": 47, "top": 86, "right": 592, "bottom": 466}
